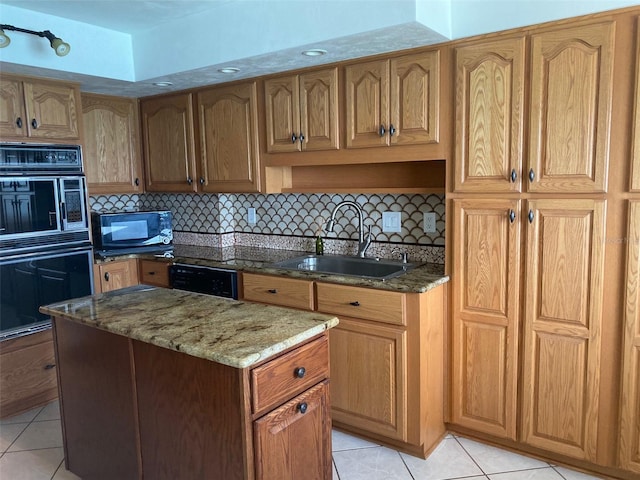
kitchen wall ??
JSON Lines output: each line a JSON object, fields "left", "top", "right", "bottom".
{"left": 90, "top": 193, "right": 446, "bottom": 264}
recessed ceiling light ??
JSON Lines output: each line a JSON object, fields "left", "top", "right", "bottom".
{"left": 153, "top": 81, "right": 173, "bottom": 87}
{"left": 218, "top": 67, "right": 240, "bottom": 74}
{"left": 302, "top": 49, "right": 327, "bottom": 57}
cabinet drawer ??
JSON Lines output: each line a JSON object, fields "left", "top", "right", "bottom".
{"left": 139, "top": 260, "right": 170, "bottom": 287}
{"left": 243, "top": 273, "right": 314, "bottom": 310}
{"left": 316, "top": 282, "right": 406, "bottom": 325}
{"left": 251, "top": 336, "right": 328, "bottom": 415}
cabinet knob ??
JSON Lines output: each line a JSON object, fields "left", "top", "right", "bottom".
{"left": 349, "top": 301, "right": 360, "bottom": 307}
{"left": 297, "top": 402, "right": 308, "bottom": 414}
{"left": 511, "top": 169, "right": 517, "bottom": 182}
{"left": 299, "top": 132, "right": 305, "bottom": 144}
{"left": 104, "top": 272, "right": 110, "bottom": 281}
{"left": 389, "top": 124, "right": 396, "bottom": 137}
{"left": 294, "top": 367, "right": 306, "bottom": 378}
{"left": 16, "top": 117, "right": 23, "bottom": 129}
{"left": 528, "top": 210, "right": 534, "bottom": 223}
{"left": 134, "top": 177, "right": 140, "bottom": 187}
{"left": 267, "top": 289, "right": 277, "bottom": 294}
{"left": 509, "top": 210, "right": 516, "bottom": 223}
{"left": 529, "top": 168, "right": 535, "bottom": 182}
{"left": 31, "top": 118, "right": 38, "bottom": 129}
{"left": 378, "top": 125, "right": 386, "bottom": 137}
{"left": 291, "top": 133, "right": 298, "bottom": 143}
{"left": 187, "top": 177, "right": 193, "bottom": 185}
{"left": 44, "top": 363, "right": 56, "bottom": 370}
{"left": 199, "top": 177, "right": 205, "bottom": 185}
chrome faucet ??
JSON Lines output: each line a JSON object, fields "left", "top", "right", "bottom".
{"left": 325, "top": 201, "right": 372, "bottom": 258}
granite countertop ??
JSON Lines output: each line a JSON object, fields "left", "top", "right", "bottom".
{"left": 98, "top": 244, "right": 449, "bottom": 293}
{"left": 40, "top": 285, "right": 338, "bottom": 369}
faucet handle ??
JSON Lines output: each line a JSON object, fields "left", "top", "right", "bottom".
{"left": 401, "top": 252, "right": 409, "bottom": 263}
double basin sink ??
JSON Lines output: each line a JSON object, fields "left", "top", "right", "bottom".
{"left": 270, "top": 254, "right": 421, "bottom": 281}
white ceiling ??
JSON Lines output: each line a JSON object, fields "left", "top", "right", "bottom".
{"left": 1, "top": 0, "right": 638, "bottom": 97}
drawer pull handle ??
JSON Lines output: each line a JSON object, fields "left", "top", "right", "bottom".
{"left": 294, "top": 367, "right": 306, "bottom": 378}
{"left": 44, "top": 364, "right": 56, "bottom": 370}
{"left": 297, "top": 402, "right": 308, "bottom": 414}
{"left": 349, "top": 301, "right": 360, "bottom": 307}
{"left": 267, "top": 289, "right": 277, "bottom": 294}
{"left": 148, "top": 271, "right": 156, "bottom": 275}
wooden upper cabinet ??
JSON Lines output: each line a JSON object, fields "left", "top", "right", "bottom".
{"left": 528, "top": 22, "right": 614, "bottom": 193}
{"left": 197, "top": 81, "right": 261, "bottom": 193}
{"left": 521, "top": 199, "right": 606, "bottom": 461}
{"left": 82, "top": 93, "right": 143, "bottom": 194}
{"left": 451, "top": 198, "right": 521, "bottom": 440}
{"left": 454, "top": 37, "right": 526, "bottom": 192}
{"left": 264, "top": 68, "right": 339, "bottom": 153}
{"left": 619, "top": 201, "right": 640, "bottom": 473}
{"left": 0, "top": 76, "right": 80, "bottom": 141}
{"left": 140, "top": 93, "right": 197, "bottom": 192}
{"left": 346, "top": 51, "right": 440, "bottom": 149}
{"left": 0, "top": 78, "right": 27, "bottom": 137}
{"left": 631, "top": 18, "right": 640, "bottom": 193}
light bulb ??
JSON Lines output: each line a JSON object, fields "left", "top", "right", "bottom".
{"left": 0, "top": 29, "right": 10, "bottom": 48}
{"left": 50, "top": 37, "right": 70, "bottom": 56}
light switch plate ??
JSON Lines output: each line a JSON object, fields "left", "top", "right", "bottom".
{"left": 382, "top": 211, "right": 402, "bottom": 233}
{"left": 423, "top": 212, "right": 437, "bottom": 233}
{"left": 247, "top": 207, "right": 256, "bottom": 225}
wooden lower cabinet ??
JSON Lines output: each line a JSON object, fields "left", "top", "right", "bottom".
{"left": 329, "top": 317, "right": 407, "bottom": 440}
{"left": 619, "top": 200, "right": 640, "bottom": 473}
{"left": 242, "top": 272, "right": 446, "bottom": 457}
{"left": 0, "top": 329, "right": 58, "bottom": 418}
{"left": 52, "top": 316, "right": 332, "bottom": 479}
{"left": 93, "top": 259, "right": 138, "bottom": 293}
{"left": 254, "top": 381, "right": 331, "bottom": 480}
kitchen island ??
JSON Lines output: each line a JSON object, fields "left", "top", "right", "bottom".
{"left": 40, "top": 285, "right": 339, "bottom": 480}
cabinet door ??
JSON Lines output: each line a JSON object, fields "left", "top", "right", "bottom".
{"left": 451, "top": 199, "right": 521, "bottom": 440}
{"left": 23, "top": 80, "right": 80, "bottom": 140}
{"left": 82, "top": 94, "right": 143, "bottom": 194}
{"left": 140, "top": 93, "right": 197, "bottom": 192}
{"left": 631, "top": 18, "right": 640, "bottom": 193}
{"left": 528, "top": 22, "right": 614, "bottom": 193}
{"left": 619, "top": 201, "right": 640, "bottom": 473}
{"left": 454, "top": 37, "right": 526, "bottom": 192}
{"left": 345, "top": 60, "right": 389, "bottom": 148}
{"left": 522, "top": 199, "right": 606, "bottom": 461}
{"left": 0, "top": 78, "right": 27, "bottom": 137}
{"left": 198, "top": 81, "right": 261, "bottom": 192}
{"left": 300, "top": 68, "right": 339, "bottom": 151}
{"left": 390, "top": 50, "right": 440, "bottom": 146}
{"left": 264, "top": 75, "right": 301, "bottom": 153}
{"left": 95, "top": 259, "right": 138, "bottom": 293}
{"left": 254, "top": 381, "right": 332, "bottom": 480}
{"left": 329, "top": 317, "right": 407, "bottom": 440}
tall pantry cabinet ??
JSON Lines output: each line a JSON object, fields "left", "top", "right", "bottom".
{"left": 619, "top": 17, "right": 640, "bottom": 475}
{"left": 450, "top": 16, "right": 619, "bottom": 470}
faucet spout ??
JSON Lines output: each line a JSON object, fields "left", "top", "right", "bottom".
{"left": 326, "top": 201, "right": 372, "bottom": 258}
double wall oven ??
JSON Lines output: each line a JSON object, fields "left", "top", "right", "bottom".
{"left": 0, "top": 144, "right": 93, "bottom": 341}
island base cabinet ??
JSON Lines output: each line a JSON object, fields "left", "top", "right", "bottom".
{"left": 254, "top": 380, "right": 331, "bottom": 480}
{"left": 52, "top": 319, "right": 139, "bottom": 480}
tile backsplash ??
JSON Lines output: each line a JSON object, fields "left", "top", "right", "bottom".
{"left": 90, "top": 192, "right": 445, "bottom": 263}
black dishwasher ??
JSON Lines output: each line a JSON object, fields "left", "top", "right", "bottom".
{"left": 169, "top": 263, "right": 239, "bottom": 299}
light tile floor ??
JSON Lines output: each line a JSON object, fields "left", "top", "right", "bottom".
{"left": 0, "top": 400, "right": 604, "bottom": 480}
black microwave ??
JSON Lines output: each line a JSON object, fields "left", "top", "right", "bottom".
{"left": 92, "top": 210, "right": 173, "bottom": 256}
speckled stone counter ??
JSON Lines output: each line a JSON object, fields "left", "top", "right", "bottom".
{"left": 96, "top": 244, "right": 449, "bottom": 293}
{"left": 40, "top": 285, "right": 338, "bottom": 369}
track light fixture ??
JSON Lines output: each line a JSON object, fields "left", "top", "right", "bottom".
{"left": 0, "top": 24, "right": 70, "bottom": 56}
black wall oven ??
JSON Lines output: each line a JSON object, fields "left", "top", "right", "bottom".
{"left": 0, "top": 143, "right": 93, "bottom": 341}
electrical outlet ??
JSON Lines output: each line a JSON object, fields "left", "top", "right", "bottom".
{"left": 423, "top": 212, "right": 437, "bottom": 233}
{"left": 382, "top": 212, "right": 401, "bottom": 233}
{"left": 247, "top": 207, "right": 256, "bottom": 225}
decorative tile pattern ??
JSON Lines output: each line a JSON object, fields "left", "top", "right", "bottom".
{"left": 90, "top": 192, "right": 447, "bottom": 263}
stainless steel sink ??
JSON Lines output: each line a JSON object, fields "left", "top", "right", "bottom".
{"left": 270, "top": 254, "right": 421, "bottom": 280}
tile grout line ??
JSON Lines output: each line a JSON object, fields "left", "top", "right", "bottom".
{"left": 453, "top": 436, "right": 490, "bottom": 477}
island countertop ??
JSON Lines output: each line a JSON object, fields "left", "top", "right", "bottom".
{"left": 40, "top": 285, "right": 339, "bottom": 369}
